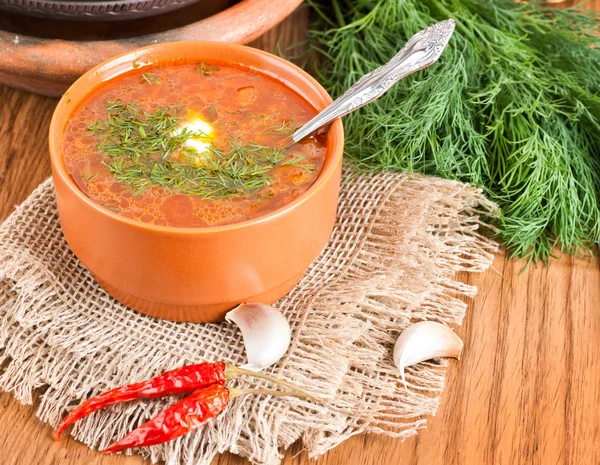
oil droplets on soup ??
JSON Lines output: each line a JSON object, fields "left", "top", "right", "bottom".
{"left": 62, "top": 62, "right": 327, "bottom": 228}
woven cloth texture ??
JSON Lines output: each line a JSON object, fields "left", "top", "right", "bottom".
{"left": 0, "top": 169, "right": 497, "bottom": 464}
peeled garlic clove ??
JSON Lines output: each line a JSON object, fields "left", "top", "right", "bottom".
{"left": 226, "top": 303, "right": 291, "bottom": 372}
{"left": 393, "top": 321, "right": 464, "bottom": 385}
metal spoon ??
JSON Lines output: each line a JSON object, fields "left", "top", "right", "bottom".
{"left": 289, "top": 19, "right": 456, "bottom": 146}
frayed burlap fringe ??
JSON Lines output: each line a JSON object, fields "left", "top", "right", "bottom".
{"left": 0, "top": 168, "right": 497, "bottom": 465}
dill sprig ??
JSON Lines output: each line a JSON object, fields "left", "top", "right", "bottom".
{"left": 81, "top": 172, "right": 99, "bottom": 182}
{"left": 88, "top": 100, "right": 313, "bottom": 198}
{"left": 309, "top": 0, "right": 600, "bottom": 263}
{"left": 197, "top": 62, "right": 219, "bottom": 76}
{"left": 140, "top": 72, "right": 161, "bottom": 85}
{"left": 261, "top": 119, "right": 297, "bottom": 136}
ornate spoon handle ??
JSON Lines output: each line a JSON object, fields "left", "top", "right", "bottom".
{"left": 292, "top": 19, "right": 456, "bottom": 143}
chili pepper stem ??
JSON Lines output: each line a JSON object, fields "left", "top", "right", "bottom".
{"left": 225, "top": 364, "right": 323, "bottom": 403}
{"left": 229, "top": 387, "right": 321, "bottom": 403}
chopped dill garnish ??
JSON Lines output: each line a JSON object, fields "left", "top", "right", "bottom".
{"left": 88, "top": 100, "right": 312, "bottom": 198}
{"left": 197, "top": 62, "right": 219, "bottom": 76}
{"left": 225, "top": 109, "right": 250, "bottom": 115}
{"left": 88, "top": 100, "right": 199, "bottom": 160}
{"left": 101, "top": 200, "right": 121, "bottom": 212}
{"left": 262, "top": 119, "right": 297, "bottom": 136}
{"left": 105, "top": 141, "right": 291, "bottom": 198}
{"left": 203, "top": 104, "right": 218, "bottom": 122}
{"left": 281, "top": 154, "right": 316, "bottom": 172}
{"left": 140, "top": 72, "right": 161, "bottom": 85}
{"left": 82, "top": 172, "right": 99, "bottom": 181}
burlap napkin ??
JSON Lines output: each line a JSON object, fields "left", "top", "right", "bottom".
{"left": 0, "top": 168, "right": 497, "bottom": 464}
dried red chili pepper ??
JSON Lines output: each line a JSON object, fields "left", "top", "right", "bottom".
{"left": 54, "top": 361, "right": 227, "bottom": 440}
{"left": 103, "top": 383, "right": 230, "bottom": 454}
{"left": 54, "top": 362, "right": 320, "bottom": 442}
{"left": 102, "top": 385, "right": 315, "bottom": 454}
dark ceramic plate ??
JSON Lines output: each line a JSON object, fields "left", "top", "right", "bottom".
{"left": 0, "top": 0, "right": 304, "bottom": 95}
{"left": 0, "top": 0, "right": 203, "bottom": 21}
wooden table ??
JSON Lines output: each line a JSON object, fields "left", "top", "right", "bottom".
{"left": 1, "top": 5, "right": 599, "bottom": 465}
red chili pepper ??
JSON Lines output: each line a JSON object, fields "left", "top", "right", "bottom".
{"left": 54, "top": 361, "right": 227, "bottom": 440}
{"left": 102, "top": 383, "right": 230, "bottom": 454}
{"left": 102, "top": 385, "right": 316, "bottom": 454}
{"left": 54, "top": 361, "right": 321, "bottom": 447}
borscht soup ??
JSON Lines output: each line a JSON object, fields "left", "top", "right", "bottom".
{"left": 62, "top": 62, "right": 327, "bottom": 228}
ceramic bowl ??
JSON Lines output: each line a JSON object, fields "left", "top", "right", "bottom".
{"left": 0, "top": 0, "right": 304, "bottom": 96}
{"left": 0, "top": 0, "right": 203, "bottom": 21}
{"left": 49, "top": 41, "right": 344, "bottom": 323}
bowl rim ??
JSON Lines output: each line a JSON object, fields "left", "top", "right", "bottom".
{"left": 49, "top": 41, "right": 344, "bottom": 235}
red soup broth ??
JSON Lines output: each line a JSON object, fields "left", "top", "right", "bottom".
{"left": 62, "top": 62, "right": 327, "bottom": 228}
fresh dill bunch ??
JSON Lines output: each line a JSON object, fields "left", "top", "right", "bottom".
{"left": 309, "top": 0, "right": 600, "bottom": 263}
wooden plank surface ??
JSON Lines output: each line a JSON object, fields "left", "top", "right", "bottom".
{"left": 1, "top": 4, "right": 599, "bottom": 465}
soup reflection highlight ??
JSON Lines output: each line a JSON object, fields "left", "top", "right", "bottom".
{"left": 62, "top": 63, "right": 327, "bottom": 228}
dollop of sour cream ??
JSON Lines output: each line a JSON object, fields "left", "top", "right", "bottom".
{"left": 172, "top": 112, "right": 214, "bottom": 162}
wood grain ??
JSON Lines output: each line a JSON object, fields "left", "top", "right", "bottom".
{"left": 1, "top": 4, "right": 599, "bottom": 465}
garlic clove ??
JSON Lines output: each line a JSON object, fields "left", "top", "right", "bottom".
{"left": 393, "top": 321, "right": 464, "bottom": 385}
{"left": 226, "top": 303, "right": 291, "bottom": 372}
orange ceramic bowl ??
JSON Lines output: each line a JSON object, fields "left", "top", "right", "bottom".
{"left": 48, "top": 41, "right": 343, "bottom": 323}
